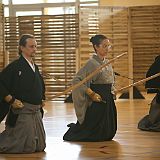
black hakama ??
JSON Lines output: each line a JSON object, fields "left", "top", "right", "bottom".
{"left": 63, "top": 84, "right": 117, "bottom": 141}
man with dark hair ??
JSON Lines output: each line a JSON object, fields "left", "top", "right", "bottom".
{"left": 0, "top": 34, "right": 46, "bottom": 153}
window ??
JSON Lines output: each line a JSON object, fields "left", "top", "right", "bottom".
{"left": 80, "top": 0, "right": 97, "bottom": 1}
{"left": 4, "top": 7, "right": 9, "bottom": 17}
{"left": 12, "top": 0, "right": 44, "bottom": 4}
{"left": 65, "top": 6, "right": 75, "bottom": 14}
{"left": 16, "top": 11, "right": 42, "bottom": 16}
{"left": 46, "top": 7, "right": 64, "bottom": 15}
{"left": 2, "top": 0, "right": 9, "bottom": 5}
{"left": 2, "top": 0, "right": 98, "bottom": 17}
{"left": 47, "top": 0, "right": 75, "bottom": 2}
{"left": 46, "top": 6, "right": 75, "bottom": 15}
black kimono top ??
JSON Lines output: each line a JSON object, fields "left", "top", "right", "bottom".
{"left": 145, "top": 55, "right": 160, "bottom": 90}
{"left": 0, "top": 55, "right": 45, "bottom": 105}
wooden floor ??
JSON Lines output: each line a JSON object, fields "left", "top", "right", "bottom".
{"left": 0, "top": 93, "right": 160, "bottom": 160}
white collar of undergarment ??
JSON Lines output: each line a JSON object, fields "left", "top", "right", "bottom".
{"left": 22, "top": 54, "right": 35, "bottom": 72}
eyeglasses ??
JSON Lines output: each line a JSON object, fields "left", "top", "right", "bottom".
{"left": 102, "top": 44, "right": 112, "bottom": 50}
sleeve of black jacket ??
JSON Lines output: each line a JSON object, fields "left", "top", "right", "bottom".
{"left": 0, "top": 62, "right": 17, "bottom": 124}
{"left": 145, "top": 55, "right": 160, "bottom": 89}
{"left": 41, "top": 74, "right": 46, "bottom": 100}
{"left": 0, "top": 62, "right": 17, "bottom": 99}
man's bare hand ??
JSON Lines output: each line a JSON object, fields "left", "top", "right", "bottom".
{"left": 12, "top": 99, "right": 24, "bottom": 109}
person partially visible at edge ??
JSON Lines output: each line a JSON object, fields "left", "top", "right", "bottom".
{"left": 0, "top": 34, "right": 46, "bottom": 153}
{"left": 138, "top": 55, "right": 160, "bottom": 132}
